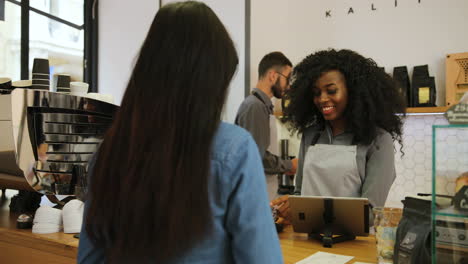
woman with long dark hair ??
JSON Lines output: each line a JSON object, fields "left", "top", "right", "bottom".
{"left": 78, "top": 2, "right": 282, "bottom": 263}
{"left": 272, "top": 49, "right": 405, "bottom": 218}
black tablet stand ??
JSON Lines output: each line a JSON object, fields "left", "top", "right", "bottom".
{"left": 308, "top": 198, "right": 356, "bottom": 248}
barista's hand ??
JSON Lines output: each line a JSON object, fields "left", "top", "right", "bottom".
{"left": 285, "top": 158, "right": 298, "bottom": 175}
{"left": 270, "top": 195, "right": 291, "bottom": 224}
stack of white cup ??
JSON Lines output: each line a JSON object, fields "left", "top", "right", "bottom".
{"left": 69, "top": 82, "right": 89, "bottom": 97}
{"left": 86, "top": 93, "right": 115, "bottom": 104}
{"left": 32, "top": 206, "right": 63, "bottom": 234}
{"left": 68, "top": 81, "right": 114, "bottom": 104}
{"left": 62, "top": 199, "right": 85, "bottom": 234}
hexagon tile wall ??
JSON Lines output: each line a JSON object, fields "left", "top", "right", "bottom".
{"left": 386, "top": 115, "right": 449, "bottom": 207}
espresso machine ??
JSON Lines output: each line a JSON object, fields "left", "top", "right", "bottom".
{"left": 0, "top": 88, "right": 117, "bottom": 198}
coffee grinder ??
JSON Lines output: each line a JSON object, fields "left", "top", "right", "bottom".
{"left": 277, "top": 139, "right": 295, "bottom": 195}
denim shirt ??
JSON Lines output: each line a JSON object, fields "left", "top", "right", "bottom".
{"left": 77, "top": 122, "right": 283, "bottom": 264}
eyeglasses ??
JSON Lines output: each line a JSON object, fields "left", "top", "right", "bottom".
{"left": 276, "top": 71, "right": 292, "bottom": 85}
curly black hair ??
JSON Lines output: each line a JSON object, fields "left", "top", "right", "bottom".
{"left": 282, "top": 49, "right": 406, "bottom": 148}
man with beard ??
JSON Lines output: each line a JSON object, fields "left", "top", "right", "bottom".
{"left": 235, "top": 52, "right": 298, "bottom": 200}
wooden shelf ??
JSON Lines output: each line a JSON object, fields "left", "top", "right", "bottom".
{"left": 274, "top": 106, "right": 449, "bottom": 117}
{"left": 406, "top": 106, "right": 449, "bottom": 113}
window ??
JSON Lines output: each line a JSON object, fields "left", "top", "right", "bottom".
{"left": 0, "top": 0, "right": 98, "bottom": 92}
{"left": 0, "top": 0, "right": 21, "bottom": 81}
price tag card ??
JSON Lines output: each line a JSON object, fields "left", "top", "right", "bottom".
{"left": 295, "top": 251, "right": 354, "bottom": 264}
{"left": 446, "top": 103, "right": 468, "bottom": 124}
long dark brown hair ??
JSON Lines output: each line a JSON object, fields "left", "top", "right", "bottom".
{"left": 85, "top": 2, "right": 238, "bottom": 262}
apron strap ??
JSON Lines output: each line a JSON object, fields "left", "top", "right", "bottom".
{"left": 310, "top": 132, "right": 321, "bottom": 146}
{"left": 310, "top": 128, "right": 357, "bottom": 146}
{"left": 252, "top": 91, "right": 268, "bottom": 106}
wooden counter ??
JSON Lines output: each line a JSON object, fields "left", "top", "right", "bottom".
{"left": 0, "top": 191, "right": 376, "bottom": 263}
{"left": 279, "top": 225, "right": 377, "bottom": 263}
{"left": 0, "top": 193, "right": 78, "bottom": 264}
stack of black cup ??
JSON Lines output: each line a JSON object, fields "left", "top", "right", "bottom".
{"left": 55, "top": 74, "right": 71, "bottom": 93}
{"left": 31, "top": 58, "right": 50, "bottom": 90}
{"left": 0, "top": 77, "right": 13, "bottom": 94}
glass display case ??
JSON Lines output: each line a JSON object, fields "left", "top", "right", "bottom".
{"left": 432, "top": 124, "right": 468, "bottom": 264}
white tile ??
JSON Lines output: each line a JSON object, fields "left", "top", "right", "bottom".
{"left": 414, "top": 185, "right": 427, "bottom": 194}
{"left": 436, "top": 145, "right": 448, "bottom": 160}
{"left": 424, "top": 135, "right": 432, "bottom": 146}
{"left": 436, "top": 161, "right": 448, "bottom": 170}
{"left": 413, "top": 154, "right": 425, "bottom": 164}
{"left": 425, "top": 175, "right": 433, "bottom": 183}
{"left": 391, "top": 186, "right": 405, "bottom": 201}
{"left": 425, "top": 147, "right": 432, "bottom": 158}
{"left": 446, "top": 159, "right": 458, "bottom": 170}
{"left": 395, "top": 174, "right": 405, "bottom": 185}
{"left": 447, "top": 148, "right": 459, "bottom": 159}
{"left": 413, "top": 129, "right": 425, "bottom": 140}
{"left": 413, "top": 118, "right": 425, "bottom": 130}
{"left": 424, "top": 124, "right": 433, "bottom": 136}
{"left": 456, "top": 129, "right": 468, "bottom": 141}
{"left": 446, "top": 135, "right": 458, "bottom": 146}
{"left": 448, "top": 129, "right": 458, "bottom": 136}
{"left": 404, "top": 180, "right": 416, "bottom": 191}
{"left": 436, "top": 130, "right": 449, "bottom": 141}
{"left": 403, "top": 157, "right": 415, "bottom": 169}
{"left": 404, "top": 117, "right": 416, "bottom": 128}
{"left": 414, "top": 164, "right": 426, "bottom": 176}
{"left": 425, "top": 146, "right": 433, "bottom": 157}
{"left": 425, "top": 159, "right": 433, "bottom": 170}
{"left": 395, "top": 163, "right": 404, "bottom": 175}
{"left": 434, "top": 117, "right": 449, "bottom": 125}
{"left": 414, "top": 173, "right": 426, "bottom": 186}
{"left": 425, "top": 181, "right": 433, "bottom": 193}
{"left": 457, "top": 143, "right": 468, "bottom": 153}
{"left": 457, "top": 155, "right": 468, "bottom": 166}
{"left": 404, "top": 168, "right": 415, "bottom": 180}
{"left": 403, "top": 135, "right": 416, "bottom": 147}
{"left": 458, "top": 164, "right": 468, "bottom": 173}
{"left": 403, "top": 146, "right": 415, "bottom": 157}
{"left": 424, "top": 116, "right": 436, "bottom": 124}
{"left": 414, "top": 142, "right": 426, "bottom": 152}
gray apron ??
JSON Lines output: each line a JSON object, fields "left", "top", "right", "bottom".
{"left": 301, "top": 139, "right": 361, "bottom": 197}
{"left": 266, "top": 114, "right": 279, "bottom": 200}
{"left": 252, "top": 90, "right": 280, "bottom": 200}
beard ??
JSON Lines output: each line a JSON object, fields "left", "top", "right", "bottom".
{"left": 271, "top": 79, "right": 283, "bottom": 99}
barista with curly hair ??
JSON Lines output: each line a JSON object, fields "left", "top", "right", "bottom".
{"left": 272, "top": 49, "right": 405, "bottom": 217}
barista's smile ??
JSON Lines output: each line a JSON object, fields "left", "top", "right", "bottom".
{"left": 321, "top": 105, "right": 336, "bottom": 115}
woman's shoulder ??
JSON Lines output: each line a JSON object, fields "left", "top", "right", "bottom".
{"left": 212, "top": 122, "right": 256, "bottom": 160}
{"left": 215, "top": 122, "right": 252, "bottom": 143}
{"left": 301, "top": 124, "right": 322, "bottom": 140}
{"left": 365, "top": 128, "right": 394, "bottom": 153}
{"left": 374, "top": 128, "right": 394, "bottom": 144}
